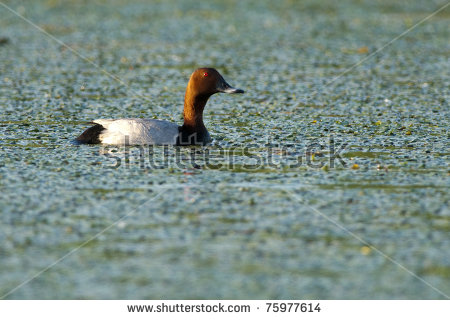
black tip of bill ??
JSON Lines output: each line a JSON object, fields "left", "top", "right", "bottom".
{"left": 223, "top": 87, "right": 244, "bottom": 94}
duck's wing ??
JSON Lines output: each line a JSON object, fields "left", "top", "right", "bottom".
{"left": 98, "top": 119, "right": 179, "bottom": 145}
{"left": 77, "top": 119, "right": 180, "bottom": 145}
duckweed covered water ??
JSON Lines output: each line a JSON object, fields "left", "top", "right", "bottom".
{"left": 0, "top": 0, "right": 449, "bottom": 299}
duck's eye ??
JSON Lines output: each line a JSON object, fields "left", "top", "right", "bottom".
{"left": 203, "top": 72, "right": 208, "bottom": 77}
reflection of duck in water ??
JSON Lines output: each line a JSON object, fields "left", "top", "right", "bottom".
{"left": 0, "top": 37, "right": 10, "bottom": 45}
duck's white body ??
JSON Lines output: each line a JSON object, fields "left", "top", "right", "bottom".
{"left": 94, "top": 118, "right": 179, "bottom": 145}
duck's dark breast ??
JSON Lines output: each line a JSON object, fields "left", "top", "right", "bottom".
{"left": 76, "top": 123, "right": 105, "bottom": 144}
{"left": 176, "top": 126, "right": 210, "bottom": 146}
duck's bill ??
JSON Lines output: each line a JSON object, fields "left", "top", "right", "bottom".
{"left": 221, "top": 86, "right": 244, "bottom": 94}
{"left": 218, "top": 80, "right": 244, "bottom": 94}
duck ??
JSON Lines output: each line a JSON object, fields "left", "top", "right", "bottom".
{"left": 76, "top": 68, "right": 244, "bottom": 145}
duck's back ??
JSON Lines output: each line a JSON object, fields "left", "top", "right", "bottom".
{"left": 77, "top": 118, "right": 179, "bottom": 145}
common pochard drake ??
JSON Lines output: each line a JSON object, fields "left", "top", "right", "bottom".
{"left": 76, "top": 68, "right": 244, "bottom": 145}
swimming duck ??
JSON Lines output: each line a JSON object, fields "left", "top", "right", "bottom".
{"left": 76, "top": 68, "right": 244, "bottom": 145}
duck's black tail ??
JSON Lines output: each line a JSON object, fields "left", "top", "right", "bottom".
{"left": 76, "top": 123, "right": 105, "bottom": 144}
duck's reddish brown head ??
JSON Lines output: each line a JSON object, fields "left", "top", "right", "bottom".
{"left": 187, "top": 68, "right": 244, "bottom": 96}
{"left": 179, "top": 68, "right": 243, "bottom": 145}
